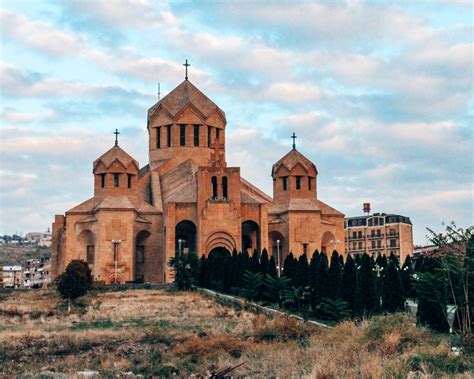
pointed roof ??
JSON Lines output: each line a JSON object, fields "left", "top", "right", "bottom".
{"left": 271, "top": 148, "right": 318, "bottom": 176}
{"left": 148, "top": 80, "right": 226, "bottom": 122}
{"left": 93, "top": 145, "right": 139, "bottom": 170}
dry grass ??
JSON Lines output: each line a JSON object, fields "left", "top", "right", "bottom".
{"left": 0, "top": 288, "right": 471, "bottom": 377}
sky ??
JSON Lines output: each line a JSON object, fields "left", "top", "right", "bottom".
{"left": 0, "top": 0, "right": 472, "bottom": 245}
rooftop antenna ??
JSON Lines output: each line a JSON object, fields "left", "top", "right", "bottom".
{"left": 157, "top": 82, "right": 160, "bottom": 100}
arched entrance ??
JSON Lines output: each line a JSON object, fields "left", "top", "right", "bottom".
{"left": 175, "top": 220, "right": 197, "bottom": 253}
{"left": 321, "top": 231, "right": 336, "bottom": 254}
{"left": 242, "top": 220, "right": 260, "bottom": 254}
{"left": 205, "top": 231, "right": 236, "bottom": 255}
{"left": 77, "top": 230, "right": 96, "bottom": 269}
{"left": 135, "top": 230, "right": 151, "bottom": 283}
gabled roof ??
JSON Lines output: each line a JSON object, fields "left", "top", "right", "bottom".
{"left": 271, "top": 148, "right": 317, "bottom": 177}
{"left": 240, "top": 177, "right": 272, "bottom": 204}
{"left": 148, "top": 80, "right": 226, "bottom": 122}
{"left": 93, "top": 145, "right": 139, "bottom": 170}
{"left": 269, "top": 198, "right": 344, "bottom": 216}
{"left": 66, "top": 195, "right": 159, "bottom": 215}
{"left": 160, "top": 159, "right": 199, "bottom": 203}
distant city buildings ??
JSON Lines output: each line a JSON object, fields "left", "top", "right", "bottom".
{"left": 344, "top": 203, "right": 414, "bottom": 265}
{"left": 2, "top": 265, "right": 23, "bottom": 288}
{"left": 1, "top": 231, "right": 52, "bottom": 247}
{"left": 1, "top": 257, "right": 51, "bottom": 289}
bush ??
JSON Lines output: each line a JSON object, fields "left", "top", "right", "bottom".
{"left": 56, "top": 260, "right": 92, "bottom": 310}
{"left": 168, "top": 251, "right": 199, "bottom": 290}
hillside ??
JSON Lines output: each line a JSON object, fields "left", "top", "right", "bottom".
{"left": 0, "top": 244, "right": 50, "bottom": 266}
{"left": 0, "top": 288, "right": 471, "bottom": 377}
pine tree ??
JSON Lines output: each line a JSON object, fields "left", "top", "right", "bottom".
{"left": 314, "top": 253, "right": 329, "bottom": 306}
{"left": 382, "top": 260, "right": 404, "bottom": 312}
{"left": 328, "top": 251, "right": 342, "bottom": 299}
{"left": 358, "top": 253, "right": 378, "bottom": 316}
{"left": 260, "top": 248, "right": 269, "bottom": 277}
{"left": 341, "top": 254, "right": 358, "bottom": 316}
{"left": 268, "top": 256, "right": 277, "bottom": 278}
{"left": 400, "top": 255, "right": 415, "bottom": 298}
{"left": 296, "top": 253, "right": 309, "bottom": 287}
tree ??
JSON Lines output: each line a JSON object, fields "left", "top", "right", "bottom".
{"left": 314, "top": 253, "right": 330, "bottom": 307}
{"left": 381, "top": 260, "right": 404, "bottom": 312}
{"left": 375, "top": 254, "right": 387, "bottom": 270}
{"left": 341, "top": 255, "right": 358, "bottom": 316}
{"left": 358, "top": 253, "right": 378, "bottom": 316}
{"left": 316, "top": 298, "right": 351, "bottom": 322}
{"left": 263, "top": 274, "right": 292, "bottom": 306}
{"left": 260, "top": 248, "right": 269, "bottom": 277}
{"left": 295, "top": 253, "right": 309, "bottom": 287}
{"left": 389, "top": 252, "right": 400, "bottom": 267}
{"left": 56, "top": 260, "right": 92, "bottom": 312}
{"left": 267, "top": 256, "right": 277, "bottom": 278}
{"left": 250, "top": 249, "right": 260, "bottom": 273}
{"left": 282, "top": 252, "right": 297, "bottom": 285}
{"left": 168, "top": 251, "right": 199, "bottom": 291}
{"left": 242, "top": 270, "right": 264, "bottom": 301}
{"left": 327, "top": 251, "right": 342, "bottom": 299}
{"left": 400, "top": 255, "right": 415, "bottom": 298}
{"left": 308, "top": 250, "right": 320, "bottom": 291}
{"left": 198, "top": 254, "right": 210, "bottom": 288}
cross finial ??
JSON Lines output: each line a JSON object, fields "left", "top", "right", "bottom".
{"left": 183, "top": 59, "right": 190, "bottom": 80}
{"left": 291, "top": 132, "right": 297, "bottom": 149}
{"left": 114, "top": 129, "right": 120, "bottom": 146}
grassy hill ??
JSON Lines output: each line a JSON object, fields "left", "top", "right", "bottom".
{"left": 0, "top": 288, "right": 471, "bottom": 377}
{"left": 0, "top": 244, "right": 50, "bottom": 266}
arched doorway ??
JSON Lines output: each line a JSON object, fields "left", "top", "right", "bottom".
{"left": 242, "top": 220, "right": 260, "bottom": 255}
{"left": 207, "top": 246, "right": 232, "bottom": 292}
{"left": 321, "top": 231, "right": 336, "bottom": 255}
{"left": 175, "top": 220, "right": 197, "bottom": 253}
{"left": 77, "top": 230, "right": 96, "bottom": 268}
{"left": 205, "top": 231, "right": 236, "bottom": 256}
{"left": 135, "top": 230, "right": 151, "bottom": 283}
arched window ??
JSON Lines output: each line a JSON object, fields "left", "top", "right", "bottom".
{"left": 222, "top": 176, "right": 228, "bottom": 199}
{"left": 211, "top": 176, "right": 218, "bottom": 199}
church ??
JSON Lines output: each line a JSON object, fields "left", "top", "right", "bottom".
{"left": 51, "top": 68, "right": 345, "bottom": 284}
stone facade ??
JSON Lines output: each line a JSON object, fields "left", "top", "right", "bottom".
{"left": 52, "top": 79, "right": 345, "bottom": 284}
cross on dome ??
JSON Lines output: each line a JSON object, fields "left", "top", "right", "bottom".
{"left": 291, "top": 132, "right": 297, "bottom": 150}
{"left": 114, "top": 129, "right": 120, "bottom": 146}
{"left": 183, "top": 59, "right": 190, "bottom": 80}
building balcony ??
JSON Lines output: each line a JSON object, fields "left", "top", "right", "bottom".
{"left": 387, "top": 233, "right": 400, "bottom": 238}
{"left": 348, "top": 236, "right": 365, "bottom": 241}
{"left": 368, "top": 234, "right": 384, "bottom": 239}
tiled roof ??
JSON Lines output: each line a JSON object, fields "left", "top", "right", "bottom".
{"left": 240, "top": 177, "right": 272, "bottom": 204}
{"left": 160, "top": 159, "right": 199, "bottom": 203}
{"left": 66, "top": 195, "right": 159, "bottom": 214}
{"left": 148, "top": 80, "right": 226, "bottom": 121}
{"left": 271, "top": 148, "right": 317, "bottom": 176}
{"left": 269, "top": 198, "right": 344, "bottom": 216}
{"left": 93, "top": 145, "right": 139, "bottom": 170}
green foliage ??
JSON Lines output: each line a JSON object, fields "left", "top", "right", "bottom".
{"left": 400, "top": 255, "right": 415, "bottom": 298}
{"left": 168, "top": 251, "right": 199, "bottom": 290}
{"left": 382, "top": 261, "right": 404, "bottom": 312}
{"left": 56, "top": 260, "right": 92, "bottom": 301}
{"left": 260, "top": 248, "right": 269, "bottom": 277}
{"left": 358, "top": 253, "right": 378, "bottom": 316}
{"left": 295, "top": 253, "right": 309, "bottom": 287}
{"left": 267, "top": 256, "right": 277, "bottom": 278}
{"left": 282, "top": 252, "right": 297, "bottom": 285}
{"left": 282, "top": 286, "right": 312, "bottom": 317}
{"left": 242, "top": 270, "right": 264, "bottom": 301}
{"left": 314, "top": 253, "right": 329, "bottom": 307}
{"left": 316, "top": 298, "right": 351, "bottom": 321}
{"left": 308, "top": 250, "right": 320, "bottom": 290}
{"left": 328, "top": 251, "right": 342, "bottom": 299}
{"left": 341, "top": 255, "right": 358, "bottom": 316}
{"left": 263, "top": 275, "right": 292, "bottom": 306}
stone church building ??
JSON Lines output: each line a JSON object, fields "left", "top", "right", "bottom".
{"left": 51, "top": 77, "right": 344, "bottom": 284}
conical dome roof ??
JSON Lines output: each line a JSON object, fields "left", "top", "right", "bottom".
{"left": 148, "top": 80, "right": 226, "bottom": 122}
{"left": 93, "top": 145, "right": 139, "bottom": 170}
{"left": 271, "top": 148, "right": 318, "bottom": 177}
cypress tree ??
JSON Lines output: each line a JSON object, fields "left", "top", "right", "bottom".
{"left": 354, "top": 254, "right": 362, "bottom": 268}
{"left": 375, "top": 254, "right": 387, "bottom": 269}
{"left": 358, "top": 253, "right": 378, "bottom": 316}
{"left": 198, "top": 254, "right": 209, "bottom": 288}
{"left": 260, "top": 248, "right": 269, "bottom": 277}
{"left": 414, "top": 255, "right": 424, "bottom": 272}
{"left": 282, "top": 252, "right": 297, "bottom": 285}
{"left": 308, "top": 250, "right": 320, "bottom": 290}
{"left": 268, "top": 255, "right": 277, "bottom": 278}
{"left": 389, "top": 252, "right": 400, "bottom": 267}
{"left": 314, "top": 253, "right": 329, "bottom": 306}
{"left": 250, "top": 249, "right": 260, "bottom": 273}
{"left": 229, "top": 248, "right": 239, "bottom": 289}
{"left": 328, "top": 251, "right": 342, "bottom": 299}
{"left": 382, "top": 260, "right": 404, "bottom": 312}
{"left": 341, "top": 255, "right": 358, "bottom": 316}
{"left": 222, "top": 250, "right": 233, "bottom": 293}
{"left": 400, "top": 255, "right": 415, "bottom": 298}
{"left": 296, "top": 253, "right": 309, "bottom": 287}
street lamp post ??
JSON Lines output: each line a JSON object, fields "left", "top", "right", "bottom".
{"left": 276, "top": 239, "right": 281, "bottom": 277}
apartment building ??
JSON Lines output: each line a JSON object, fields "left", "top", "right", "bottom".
{"left": 344, "top": 205, "right": 414, "bottom": 265}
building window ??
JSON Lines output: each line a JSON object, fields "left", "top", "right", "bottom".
{"left": 207, "top": 126, "right": 211, "bottom": 147}
{"left": 296, "top": 176, "right": 301, "bottom": 190}
{"left": 86, "top": 245, "right": 95, "bottom": 265}
{"left": 358, "top": 231, "right": 362, "bottom": 238}
{"left": 380, "top": 218, "right": 384, "bottom": 226}
{"left": 127, "top": 174, "right": 132, "bottom": 188}
{"left": 282, "top": 176, "right": 288, "bottom": 191}
{"left": 374, "top": 218, "right": 379, "bottom": 226}
{"left": 114, "top": 173, "right": 120, "bottom": 187}
{"left": 167, "top": 125, "right": 172, "bottom": 147}
{"left": 216, "top": 128, "right": 220, "bottom": 140}
{"left": 377, "top": 240, "right": 381, "bottom": 248}
{"left": 156, "top": 127, "right": 161, "bottom": 149}
{"left": 390, "top": 239, "right": 397, "bottom": 247}
{"left": 368, "top": 219, "right": 373, "bottom": 226}
{"left": 352, "top": 231, "right": 357, "bottom": 238}
{"left": 358, "top": 242, "right": 363, "bottom": 249}
{"left": 308, "top": 177, "right": 312, "bottom": 191}
{"left": 180, "top": 124, "right": 186, "bottom": 146}
{"left": 377, "top": 229, "right": 381, "bottom": 237}
{"left": 100, "top": 173, "right": 106, "bottom": 188}
{"left": 222, "top": 176, "right": 228, "bottom": 199}
{"left": 193, "top": 125, "right": 199, "bottom": 146}
{"left": 390, "top": 217, "right": 395, "bottom": 223}
{"left": 211, "top": 176, "right": 218, "bottom": 199}
{"left": 372, "top": 241, "right": 376, "bottom": 249}
{"left": 358, "top": 220, "right": 363, "bottom": 226}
